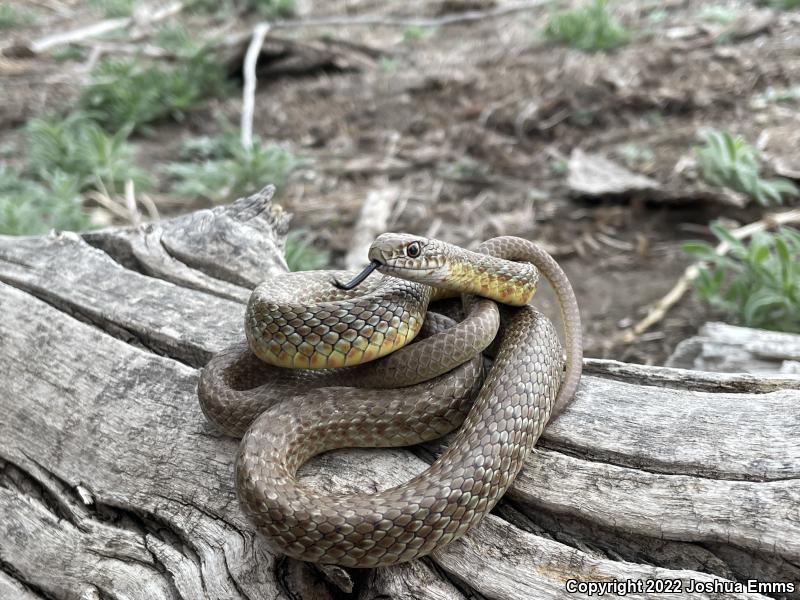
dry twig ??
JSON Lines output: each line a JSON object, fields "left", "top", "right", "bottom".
{"left": 16, "top": 1, "right": 184, "bottom": 55}
{"left": 241, "top": 23, "right": 271, "bottom": 151}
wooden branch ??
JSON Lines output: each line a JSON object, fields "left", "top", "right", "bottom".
{"left": 18, "top": 1, "right": 184, "bottom": 55}
{"left": 1, "top": 191, "right": 797, "bottom": 598}
{"left": 241, "top": 23, "right": 271, "bottom": 151}
{"left": 26, "top": 16, "right": 131, "bottom": 54}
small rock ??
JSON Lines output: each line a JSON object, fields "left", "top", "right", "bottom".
{"left": 567, "top": 149, "right": 659, "bottom": 197}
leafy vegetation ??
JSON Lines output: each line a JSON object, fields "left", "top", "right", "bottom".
{"left": 758, "top": 85, "right": 800, "bottom": 105}
{"left": 543, "top": 0, "right": 630, "bottom": 53}
{"left": 0, "top": 113, "right": 150, "bottom": 235}
{"left": 88, "top": 0, "right": 135, "bottom": 17}
{"left": 445, "top": 156, "right": 489, "bottom": 181}
{"left": 187, "top": 0, "right": 295, "bottom": 17}
{"left": 683, "top": 224, "right": 800, "bottom": 333}
{"left": 0, "top": 3, "right": 36, "bottom": 29}
{"left": 646, "top": 9, "right": 668, "bottom": 25}
{"left": 619, "top": 143, "right": 654, "bottom": 168}
{"left": 249, "top": 0, "right": 296, "bottom": 18}
{"left": 763, "top": 0, "right": 800, "bottom": 10}
{"left": 377, "top": 57, "right": 400, "bottom": 73}
{"left": 284, "top": 231, "right": 330, "bottom": 271}
{"left": 51, "top": 46, "right": 89, "bottom": 63}
{"left": 0, "top": 167, "right": 90, "bottom": 235}
{"left": 26, "top": 113, "right": 150, "bottom": 195}
{"left": 80, "top": 33, "right": 230, "bottom": 132}
{"left": 403, "top": 25, "right": 436, "bottom": 42}
{"left": 698, "top": 4, "right": 739, "bottom": 24}
{"left": 694, "top": 129, "right": 798, "bottom": 206}
{"left": 164, "top": 130, "right": 301, "bottom": 202}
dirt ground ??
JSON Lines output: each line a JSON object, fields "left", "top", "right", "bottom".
{"left": 3, "top": 0, "right": 800, "bottom": 365}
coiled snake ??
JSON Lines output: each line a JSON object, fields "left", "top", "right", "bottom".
{"left": 198, "top": 234, "right": 582, "bottom": 567}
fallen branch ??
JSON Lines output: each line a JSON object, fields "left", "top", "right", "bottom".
{"left": 25, "top": 17, "right": 131, "bottom": 55}
{"left": 12, "top": 1, "right": 184, "bottom": 55}
{"left": 617, "top": 209, "right": 800, "bottom": 344}
{"left": 241, "top": 23, "right": 271, "bottom": 151}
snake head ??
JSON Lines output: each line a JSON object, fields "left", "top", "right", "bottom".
{"left": 368, "top": 233, "right": 450, "bottom": 284}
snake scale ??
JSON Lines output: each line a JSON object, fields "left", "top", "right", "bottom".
{"left": 198, "top": 234, "right": 582, "bottom": 567}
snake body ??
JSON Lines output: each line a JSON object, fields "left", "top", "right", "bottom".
{"left": 198, "top": 234, "right": 582, "bottom": 567}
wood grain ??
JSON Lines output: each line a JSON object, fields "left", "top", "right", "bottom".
{"left": 0, "top": 189, "right": 795, "bottom": 598}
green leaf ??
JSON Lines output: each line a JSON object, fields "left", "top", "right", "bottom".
{"left": 774, "top": 236, "right": 792, "bottom": 293}
{"left": 742, "top": 288, "right": 781, "bottom": 326}
{"left": 681, "top": 241, "right": 717, "bottom": 258}
{"left": 709, "top": 222, "right": 742, "bottom": 252}
{"left": 688, "top": 224, "right": 800, "bottom": 333}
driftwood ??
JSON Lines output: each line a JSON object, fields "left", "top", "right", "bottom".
{"left": 1, "top": 186, "right": 799, "bottom": 599}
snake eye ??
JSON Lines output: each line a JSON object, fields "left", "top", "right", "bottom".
{"left": 405, "top": 241, "right": 421, "bottom": 258}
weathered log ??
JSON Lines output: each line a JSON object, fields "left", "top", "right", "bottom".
{"left": 1, "top": 187, "right": 797, "bottom": 599}
{"left": 667, "top": 322, "right": 800, "bottom": 374}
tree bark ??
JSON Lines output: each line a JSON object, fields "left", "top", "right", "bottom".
{"left": 1, "top": 187, "right": 797, "bottom": 599}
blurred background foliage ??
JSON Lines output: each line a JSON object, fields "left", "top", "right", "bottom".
{"left": 1, "top": 0, "right": 799, "bottom": 334}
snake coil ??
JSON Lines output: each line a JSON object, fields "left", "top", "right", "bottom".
{"left": 198, "top": 234, "right": 581, "bottom": 567}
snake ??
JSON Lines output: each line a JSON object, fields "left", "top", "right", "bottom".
{"left": 198, "top": 234, "right": 582, "bottom": 568}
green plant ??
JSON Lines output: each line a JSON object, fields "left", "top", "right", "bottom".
{"left": 153, "top": 23, "right": 205, "bottom": 55}
{"left": 619, "top": 143, "right": 654, "bottom": 167}
{"left": 550, "top": 157, "right": 569, "bottom": 175}
{"left": 445, "top": 156, "right": 488, "bottom": 180}
{"left": 543, "top": 0, "right": 630, "bottom": 53}
{"left": 763, "top": 0, "right": 800, "bottom": 9}
{"left": 759, "top": 85, "right": 800, "bottom": 104}
{"left": 698, "top": 4, "right": 739, "bottom": 24}
{"left": 683, "top": 224, "right": 800, "bottom": 333}
{"left": 81, "top": 40, "right": 230, "bottom": 132}
{"left": 403, "top": 25, "right": 435, "bottom": 42}
{"left": 0, "top": 141, "right": 15, "bottom": 158}
{"left": 88, "top": 0, "right": 135, "bottom": 17}
{"left": 694, "top": 129, "right": 798, "bottom": 206}
{"left": 186, "top": 0, "right": 236, "bottom": 15}
{"left": 284, "top": 230, "right": 330, "bottom": 271}
{"left": 51, "top": 45, "right": 89, "bottom": 62}
{"left": 26, "top": 113, "right": 150, "bottom": 195}
{"left": 187, "top": 0, "right": 294, "bottom": 16}
{"left": 164, "top": 132, "right": 301, "bottom": 202}
{"left": 0, "top": 167, "right": 90, "bottom": 235}
{"left": 646, "top": 9, "right": 668, "bottom": 24}
{"left": 0, "top": 3, "right": 36, "bottom": 29}
{"left": 249, "top": 0, "right": 295, "bottom": 18}
{"left": 377, "top": 57, "right": 400, "bottom": 73}
{"left": 175, "top": 128, "right": 243, "bottom": 161}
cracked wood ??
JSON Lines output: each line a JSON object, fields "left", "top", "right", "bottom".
{"left": 0, "top": 188, "right": 796, "bottom": 599}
